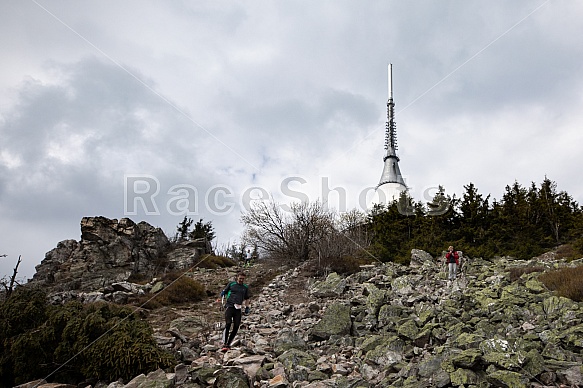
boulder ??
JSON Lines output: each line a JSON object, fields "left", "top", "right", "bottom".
{"left": 277, "top": 349, "right": 316, "bottom": 382}
{"left": 364, "top": 335, "right": 405, "bottom": 369}
{"left": 410, "top": 249, "right": 435, "bottom": 268}
{"left": 213, "top": 367, "right": 249, "bottom": 388}
{"left": 309, "top": 303, "right": 352, "bottom": 340}
{"left": 273, "top": 327, "right": 307, "bottom": 355}
{"left": 309, "top": 272, "right": 347, "bottom": 298}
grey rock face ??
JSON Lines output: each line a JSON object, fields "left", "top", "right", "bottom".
{"left": 30, "top": 216, "right": 171, "bottom": 292}
{"left": 27, "top": 217, "right": 212, "bottom": 305}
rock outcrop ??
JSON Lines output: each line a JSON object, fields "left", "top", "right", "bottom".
{"left": 23, "top": 248, "right": 583, "bottom": 387}
{"left": 29, "top": 216, "right": 172, "bottom": 292}
{"left": 29, "top": 216, "right": 215, "bottom": 303}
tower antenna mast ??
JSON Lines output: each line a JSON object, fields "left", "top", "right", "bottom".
{"left": 385, "top": 63, "right": 398, "bottom": 156}
{"left": 376, "top": 63, "right": 407, "bottom": 193}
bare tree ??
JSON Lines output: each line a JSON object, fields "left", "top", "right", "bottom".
{"left": 1, "top": 255, "right": 22, "bottom": 299}
{"left": 241, "top": 199, "right": 336, "bottom": 262}
{"left": 338, "top": 208, "right": 371, "bottom": 248}
{"left": 313, "top": 209, "right": 372, "bottom": 273}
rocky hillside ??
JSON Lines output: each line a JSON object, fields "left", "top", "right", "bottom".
{"left": 21, "top": 248, "right": 583, "bottom": 388}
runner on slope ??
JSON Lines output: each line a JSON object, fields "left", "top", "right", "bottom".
{"left": 217, "top": 271, "right": 251, "bottom": 351}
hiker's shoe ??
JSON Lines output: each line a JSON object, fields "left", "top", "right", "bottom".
{"left": 221, "top": 345, "right": 230, "bottom": 352}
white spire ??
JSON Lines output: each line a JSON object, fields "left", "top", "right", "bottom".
{"left": 373, "top": 64, "right": 407, "bottom": 204}
{"left": 388, "top": 63, "right": 393, "bottom": 101}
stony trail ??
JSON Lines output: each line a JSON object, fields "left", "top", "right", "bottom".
{"left": 122, "top": 250, "right": 583, "bottom": 387}
{"left": 25, "top": 250, "right": 583, "bottom": 388}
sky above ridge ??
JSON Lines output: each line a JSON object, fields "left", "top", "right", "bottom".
{"left": 1, "top": 1, "right": 583, "bottom": 279}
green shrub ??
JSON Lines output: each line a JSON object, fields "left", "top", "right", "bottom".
{"left": 0, "top": 287, "right": 47, "bottom": 338}
{"left": 53, "top": 302, "right": 175, "bottom": 382}
{"left": 539, "top": 265, "right": 583, "bottom": 302}
{"left": 0, "top": 290, "right": 176, "bottom": 386}
{"left": 0, "top": 287, "right": 49, "bottom": 385}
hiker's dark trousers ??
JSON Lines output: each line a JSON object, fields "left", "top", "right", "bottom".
{"left": 223, "top": 306, "right": 242, "bottom": 346}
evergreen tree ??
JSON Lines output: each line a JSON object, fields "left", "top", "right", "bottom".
{"left": 458, "top": 183, "right": 491, "bottom": 256}
{"left": 176, "top": 216, "right": 193, "bottom": 241}
{"left": 189, "top": 219, "right": 216, "bottom": 242}
{"left": 365, "top": 177, "right": 582, "bottom": 262}
{"left": 368, "top": 193, "right": 421, "bottom": 263}
{"left": 537, "top": 177, "right": 581, "bottom": 245}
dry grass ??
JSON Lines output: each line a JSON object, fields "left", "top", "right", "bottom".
{"left": 555, "top": 244, "right": 583, "bottom": 261}
{"left": 508, "top": 266, "right": 545, "bottom": 282}
{"left": 539, "top": 265, "right": 583, "bottom": 302}
{"left": 140, "top": 274, "right": 206, "bottom": 309}
{"left": 131, "top": 257, "right": 234, "bottom": 309}
{"left": 196, "top": 255, "right": 236, "bottom": 269}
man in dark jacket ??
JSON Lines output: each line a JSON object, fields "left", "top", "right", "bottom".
{"left": 217, "top": 272, "right": 251, "bottom": 351}
{"left": 445, "top": 245, "right": 460, "bottom": 280}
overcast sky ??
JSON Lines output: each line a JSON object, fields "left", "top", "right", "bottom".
{"left": 1, "top": 1, "right": 582, "bottom": 280}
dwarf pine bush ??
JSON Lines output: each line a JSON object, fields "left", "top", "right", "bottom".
{"left": 0, "top": 288, "right": 175, "bottom": 386}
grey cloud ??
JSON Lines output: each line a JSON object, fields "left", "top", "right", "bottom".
{"left": 0, "top": 58, "right": 224, "bottom": 222}
{"left": 2, "top": 1, "right": 583, "bottom": 280}
{"left": 222, "top": 88, "right": 377, "bottom": 153}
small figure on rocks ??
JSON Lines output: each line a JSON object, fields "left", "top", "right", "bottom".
{"left": 244, "top": 248, "right": 252, "bottom": 267}
{"left": 445, "top": 245, "right": 460, "bottom": 280}
{"left": 217, "top": 271, "right": 251, "bottom": 351}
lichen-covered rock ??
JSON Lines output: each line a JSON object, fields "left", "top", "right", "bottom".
{"left": 417, "top": 353, "right": 450, "bottom": 386}
{"left": 364, "top": 336, "right": 405, "bottom": 368}
{"left": 472, "top": 286, "right": 500, "bottom": 309}
{"left": 543, "top": 295, "right": 576, "bottom": 317}
{"left": 449, "top": 368, "right": 481, "bottom": 386}
{"left": 363, "top": 283, "right": 387, "bottom": 317}
{"left": 273, "top": 327, "right": 307, "bottom": 355}
{"left": 523, "top": 349, "right": 546, "bottom": 377}
{"left": 309, "top": 272, "right": 347, "bottom": 298}
{"left": 391, "top": 275, "right": 419, "bottom": 296}
{"left": 127, "top": 369, "right": 172, "bottom": 388}
{"left": 487, "top": 369, "right": 529, "bottom": 388}
{"left": 378, "top": 304, "right": 407, "bottom": 328}
{"left": 449, "top": 348, "right": 483, "bottom": 369}
{"left": 396, "top": 319, "right": 419, "bottom": 340}
{"left": 410, "top": 249, "right": 435, "bottom": 268}
{"left": 414, "top": 302, "right": 435, "bottom": 325}
{"left": 309, "top": 303, "right": 351, "bottom": 340}
{"left": 500, "top": 283, "right": 530, "bottom": 306}
{"left": 277, "top": 349, "right": 316, "bottom": 374}
{"left": 482, "top": 350, "right": 527, "bottom": 370}
{"left": 450, "top": 332, "right": 481, "bottom": 350}
{"left": 213, "top": 367, "right": 249, "bottom": 388}
{"left": 524, "top": 278, "right": 546, "bottom": 293}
